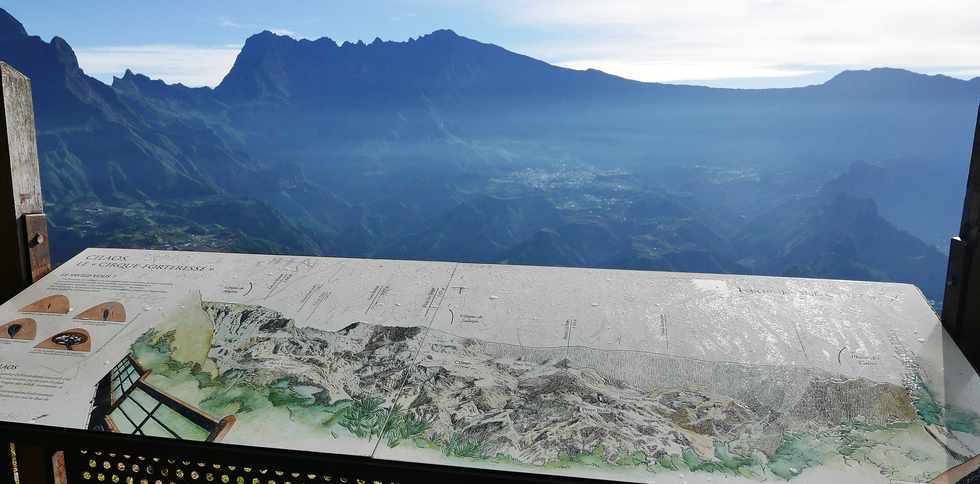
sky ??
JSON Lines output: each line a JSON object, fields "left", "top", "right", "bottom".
{"left": 2, "top": 0, "right": 979, "bottom": 88}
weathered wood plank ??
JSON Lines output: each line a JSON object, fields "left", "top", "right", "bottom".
{"left": 0, "top": 61, "right": 47, "bottom": 302}
{"left": 23, "top": 213, "right": 50, "bottom": 281}
{"left": 0, "top": 443, "right": 14, "bottom": 484}
{"left": 10, "top": 443, "right": 48, "bottom": 484}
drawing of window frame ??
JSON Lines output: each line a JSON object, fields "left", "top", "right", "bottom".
{"left": 88, "top": 354, "right": 235, "bottom": 442}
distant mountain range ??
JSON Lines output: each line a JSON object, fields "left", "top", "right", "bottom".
{"left": 1, "top": 7, "right": 977, "bottom": 301}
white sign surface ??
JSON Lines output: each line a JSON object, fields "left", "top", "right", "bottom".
{"left": 0, "top": 248, "right": 977, "bottom": 483}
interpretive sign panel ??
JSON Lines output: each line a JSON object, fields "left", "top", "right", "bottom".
{"left": 0, "top": 248, "right": 977, "bottom": 483}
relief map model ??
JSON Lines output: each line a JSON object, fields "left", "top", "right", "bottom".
{"left": 72, "top": 251, "right": 980, "bottom": 483}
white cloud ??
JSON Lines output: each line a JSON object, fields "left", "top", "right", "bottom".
{"left": 218, "top": 16, "right": 247, "bottom": 29}
{"left": 557, "top": 59, "right": 820, "bottom": 84}
{"left": 74, "top": 45, "right": 241, "bottom": 87}
{"left": 73, "top": 16, "right": 300, "bottom": 87}
{"left": 476, "top": 0, "right": 980, "bottom": 84}
{"left": 219, "top": 16, "right": 299, "bottom": 39}
{"left": 69, "top": 2, "right": 980, "bottom": 89}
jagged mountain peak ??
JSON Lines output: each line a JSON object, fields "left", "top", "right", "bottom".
{"left": 48, "top": 36, "right": 81, "bottom": 70}
{"left": 236, "top": 27, "right": 469, "bottom": 53}
{"left": 821, "top": 66, "right": 971, "bottom": 94}
{"left": 112, "top": 68, "right": 203, "bottom": 92}
{"left": 0, "top": 9, "right": 79, "bottom": 80}
{"left": 235, "top": 30, "right": 350, "bottom": 61}
{"left": 831, "top": 66, "right": 918, "bottom": 78}
{"left": 214, "top": 26, "right": 515, "bottom": 101}
{"left": 240, "top": 29, "right": 307, "bottom": 50}
{"left": 0, "top": 8, "right": 27, "bottom": 40}
{"left": 112, "top": 68, "right": 146, "bottom": 86}
{"left": 421, "top": 28, "right": 460, "bottom": 40}
{"left": 0, "top": 9, "right": 80, "bottom": 73}
{"left": 826, "top": 67, "right": 923, "bottom": 82}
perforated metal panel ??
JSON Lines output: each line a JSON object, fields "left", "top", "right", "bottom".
{"left": 72, "top": 449, "right": 384, "bottom": 484}
{"left": 4, "top": 423, "right": 612, "bottom": 484}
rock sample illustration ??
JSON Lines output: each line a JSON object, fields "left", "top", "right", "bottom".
{"left": 19, "top": 295, "right": 69, "bottom": 314}
{"left": 75, "top": 302, "right": 126, "bottom": 323}
{"left": 0, "top": 318, "right": 36, "bottom": 340}
{"left": 36, "top": 328, "right": 91, "bottom": 352}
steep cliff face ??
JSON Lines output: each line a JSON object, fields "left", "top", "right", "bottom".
{"left": 0, "top": 8, "right": 330, "bottom": 260}
{"left": 196, "top": 300, "right": 917, "bottom": 464}
{"left": 0, "top": 7, "right": 965, "bottom": 296}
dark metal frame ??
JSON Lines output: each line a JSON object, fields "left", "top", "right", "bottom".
{"left": 0, "top": 421, "right": 617, "bottom": 484}
{"left": 943, "top": 104, "right": 980, "bottom": 372}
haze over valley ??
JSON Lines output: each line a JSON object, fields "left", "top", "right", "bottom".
{"left": 1, "top": 7, "right": 976, "bottom": 302}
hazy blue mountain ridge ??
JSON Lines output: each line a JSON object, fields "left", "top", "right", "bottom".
{"left": 0, "top": 12, "right": 327, "bottom": 258}
{"left": 0, "top": 7, "right": 973, "bottom": 302}
{"left": 202, "top": 29, "right": 977, "bottom": 253}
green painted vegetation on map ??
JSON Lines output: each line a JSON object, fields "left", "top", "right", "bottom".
{"left": 339, "top": 397, "right": 385, "bottom": 439}
{"left": 914, "top": 384, "right": 980, "bottom": 435}
{"left": 441, "top": 432, "right": 489, "bottom": 459}
{"left": 713, "top": 442, "right": 758, "bottom": 475}
{"left": 383, "top": 404, "right": 433, "bottom": 448}
{"left": 416, "top": 432, "right": 491, "bottom": 460}
{"left": 133, "top": 329, "right": 350, "bottom": 427}
{"left": 547, "top": 446, "right": 612, "bottom": 469}
{"left": 538, "top": 442, "right": 763, "bottom": 479}
{"left": 128, "top": 319, "right": 970, "bottom": 482}
{"left": 836, "top": 425, "right": 874, "bottom": 462}
{"left": 614, "top": 449, "right": 649, "bottom": 467}
{"left": 768, "top": 433, "right": 830, "bottom": 480}
{"left": 268, "top": 378, "right": 315, "bottom": 407}
{"left": 655, "top": 454, "right": 681, "bottom": 471}
{"left": 682, "top": 446, "right": 759, "bottom": 475}
{"left": 133, "top": 328, "right": 437, "bottom": 449}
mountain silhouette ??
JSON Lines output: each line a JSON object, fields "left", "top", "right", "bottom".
{"left": 0, "top": 7, "right": 973, "bottom": 300}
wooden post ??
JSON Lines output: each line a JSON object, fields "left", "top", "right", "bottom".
{"left": 942, "top": 104, "right": 980, "bottom": 371}
{"left": 0, "top": 61, "right": 50, "bottom": 303}
{"left": 0, "top": 443, "right": 14, "bottom": 484}
{"left": 10, "top": 443, "right": 49, "bottom": 484}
